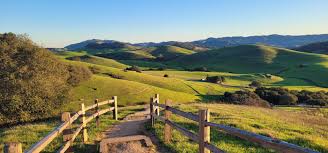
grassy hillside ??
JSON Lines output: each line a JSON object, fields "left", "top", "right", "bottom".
{"left": 169, "top": 45, "right": 328, "bottom": 87}
{"left": 65, "top": 75, "right": 198, "bottom": 112}
{"left": 151, "top": 103, "right": 328, "bottom": 153}
{"left": 67, "top": 55, "right": 128, "bottom": 69}
{"left": 151, "top": 45, "right": 195, "bottom": 60}
{"left": 97, "top": 50, "right": 156, "bottom": 60}
{"left": 294, "top": 41, "right": 328, "bottom": 55}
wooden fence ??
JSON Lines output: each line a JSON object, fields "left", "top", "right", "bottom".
{"left": 4, "top": 96, "right": 118, "bottom": 153}
{"left": 149, "top": 94, "right": 319, "bottom": 153}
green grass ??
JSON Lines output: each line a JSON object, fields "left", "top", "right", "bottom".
{"left": 54, "top": 51, "right": 87, "bottom": 58}
{"left": 71, "top": 55, "right": 129, "bottom": 69}
{"left": 0, "top": 105, "right": 144, "bottom": 153}
{"left": 65, "top": 75, "right": 198, "bottom": 112}
{"left": 151, "top": 103, "right": 328, "bottom": 153}
{"left": 151, "top": 45, "right": 195, "bottom": 60}
{"left": 169, "top": 45, "right": 328, "bottom": 87}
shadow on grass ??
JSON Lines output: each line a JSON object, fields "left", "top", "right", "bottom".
{"left": 197, "top": 94, "right": 223, "bottom": 102}
{"left": 285, "top": 137, "right": 327, "bottom": 153}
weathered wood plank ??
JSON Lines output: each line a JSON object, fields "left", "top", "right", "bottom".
{"left": 205, "top": 122, "right": 319, "bottom": 153}
{"left": 164, "top": 99, "right": 172, "bottom": 143}
{"left": 26, "top": 121, "right": 70, "bottom": 153}
{"left": 95, "top": 99, "right": 100, "bottom": 127}
{"left": 199, "top": 109, "right": 210, "bottom": 153}
{"left": 150, "top": 97, "right": 155, "bottom": 127}
{"left": 84, "top": 100, "right": 114, "bottom": 111}
{"left": 152, "top": 102, "right": 166, "bottom": 109}
{"left": 166, "top": 119, "right": 199, "bottom": 142}
{"left": 151, "top": 113, "right": 165, "bottom": 122}
{"left": 112, "top": 96, "right": 118, "bottom": 120}
{"left": 204, "top": 142, "right": 225, "bottom": 153}
{"left": 167, "top": 106, "right": 199, "bottom": 122}
{"left": 4, "top": 142, "right": 22, "bottom": 153}
{"left": 81, "top": 103, "right": 88, "bottom": 143}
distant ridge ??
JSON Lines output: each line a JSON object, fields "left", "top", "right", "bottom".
{"left": 65, "top": 34, "right": 328, "bottom": 50}
{"left": 294, "top": 41, "right": 328, "bottom": 55}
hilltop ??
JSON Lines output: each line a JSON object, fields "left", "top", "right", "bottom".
{"left": 169, "top": 45, "right": 328, "bottom": 87}
{"left": 294, "top": 41, "right": 328, "bottom": 54}
{"left": 64, "top": 34, "right": 328, "bottom": 51}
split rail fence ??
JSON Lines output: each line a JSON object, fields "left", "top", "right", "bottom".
{"left": 150, "top": 94, "right": 319, "bottom": 153}
{"left": 4, "top": 96, "right": 118, "bottom": 153}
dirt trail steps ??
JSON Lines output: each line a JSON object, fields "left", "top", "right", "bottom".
{"left": 99, "top": 106, "right": 165, "bottom": 153}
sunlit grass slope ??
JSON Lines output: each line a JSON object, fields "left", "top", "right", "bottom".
{"left": 151, "top": 103, "right": 328, "bottom": 153}
{"left": 170, "top": 45, "right": 328, "bottom": 87}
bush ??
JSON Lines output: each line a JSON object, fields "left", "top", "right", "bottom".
{"left": 67, "top": 65, "right": 92, "bottom": 87}
{"left": 125, "top": 65, "right": 142, "bottom": 73}
{"left": 255, "top": 87, "right": 290, "bottom": 105}
{"left": 278, "top": 94, "right": 298, "bottom": 105}
{"left": 89, "top": 66, "right": 102, "bottom": 74}
{"left": 158, "top": 67, "right": 166, "bottom": 71}
{"left": 255, "top": 87, "right": 328, "bottom": 106}
{"left": 206, "top": 76, "right": 226, "bottom": 83}
{"left": 305, "top": 99, "right": 327, "bottom": 106}
{"left": 193, "top": 67, "right": 209, "bottom": 72}
{"left": 223, "top": 91, "right": 270, "bottom": 108}
{"left": 0, "top": 33, "right": 72, "bottom": 125}
{"left": 164, "top": 74, "right": 169, "bottom": 77}
{"left": 249, "top": 81, "right": 262, "bottom": 88}
{"left": 104, "top": 73, "right": 124, "bottom": 79}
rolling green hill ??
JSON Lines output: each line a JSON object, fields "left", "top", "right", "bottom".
{"left": 294, "top": 41, "right": 328, "bottom": 55}
{"left": 66, "top": 55, "right": 128, "bottom": 69}
{"left": 169, "top": 45, "right": 328, "bottom": 87}
{"left": 97, "top": 50, "right": 156, "bottom": 60}
{"left": 151, "top": 45, "right": 195, "bottom": 60}
{"left": 94, "top": 45, "right": 195, "bottom": 61}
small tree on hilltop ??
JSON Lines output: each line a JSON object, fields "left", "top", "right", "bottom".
{"left": 249, "top": 81, "right": 262, "bottom": 88}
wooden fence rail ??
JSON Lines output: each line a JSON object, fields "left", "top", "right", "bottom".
{"left": 4, "top": 96, "right": 118, "bottom": 153}
{"left": 150, "top": 94, "right": 319, "bottom": 153}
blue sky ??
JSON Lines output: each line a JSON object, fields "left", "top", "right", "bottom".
{"left": 1, "top": 0, "right": 328, "bottom": 47}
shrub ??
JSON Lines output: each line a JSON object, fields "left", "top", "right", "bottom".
{"left": 104, "top": 73, "right": 124, "bottom": 79}
{"left": 305, "top": 99, "right": 327, "bottom": 106}
{"left": 125, "top": 65, "right": 142, "bottom": 73}
{"left": 255, "top": 87, "right": 328, "bottom": 106}
{"left": 67, "top": 65, "right": 92, "bottom": 87}
{"left": 158, "top": 67, "right": 166, "bottom": 71}
{"left": 164, "top": 74, "right": 169, "bottom": 77}
{"left": 89, "top": 66, "right": 102, "bottom": 74}
{"left": 206, "top": 76, "right": 226, "bottom": 83}
{"left": 255, "top": 87, "right": 290, "bottom": 105}
{"left": 223, "top": 91, "right": 270, "bottom": 108}
{"left": 0, "top": 33, "right": 71, "bottom": 125}
{"left": 249, "top": 81, "right": 262, "bottom": 88}
{"left": 193, "top": 67, "right": 209, "bottom": 72}
{"left": 278, "top": 94, "right": 298, "bottom": 105}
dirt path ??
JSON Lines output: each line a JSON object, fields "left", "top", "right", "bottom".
{"left": 100, "top": 106, "right": 166, "bottom": 153}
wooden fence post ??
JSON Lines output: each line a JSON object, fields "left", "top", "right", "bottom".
{"left": 164, "top": 99, "right": 172, "bottom": 143}
{"left": 150, "top": 97, "right": 154, "bottom": 127}
{"left": 155, "top": 94, "right": 160, "bottom": 116}
{"left": 95, "top": 99, "right": 100, "bottom": 127}
{"left": 199, "top": 109, "right": 210, "bottom": 153}
{"left": 81, "top": 103, "right": 88, "bottom": 143}
{"left": 4, "top": 142, "right": 22, "bottom": 153}
{"left": 112, "top": 96, "right": 118, "bottom": 120}
{"left": 61, "top": 112, "right": 73, "bottom": 152}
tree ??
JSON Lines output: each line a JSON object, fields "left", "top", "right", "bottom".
{"left": 278, "top": 94, "right": 298, "bottom": 105}
{"left": 249, "top": 81, "right": 262, "bottom": 88}
{"left": 0, "top": 33, "right": 91, "bottom": 125}
{"left": 125, "top": 65, "right": 142, "bottom": 73}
